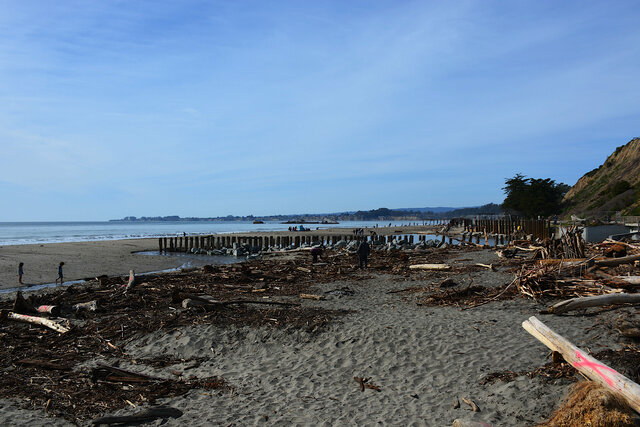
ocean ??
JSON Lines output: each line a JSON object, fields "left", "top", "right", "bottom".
{"left": 0, "top": 220, "right": 412, "bottom": 246}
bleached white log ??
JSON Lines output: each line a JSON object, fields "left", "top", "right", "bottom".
{"left": 409, "top": 264, "right": 451, "bottom": 271}
{"left": 522, "top": 316, "right": 640, "bottom": 413}
{"left": 5, "top": 311, "right": 70, "bottom": 333}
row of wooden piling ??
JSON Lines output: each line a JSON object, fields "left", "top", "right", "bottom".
{"left": 157, "top": 233, "right": 445, "bottom": 253}
{"left": 465, "top": 219, "right": 551, "bottom": 240}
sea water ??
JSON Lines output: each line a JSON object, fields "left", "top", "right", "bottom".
{"left": 0, "top": 220, "right": 416, "bottom": 246}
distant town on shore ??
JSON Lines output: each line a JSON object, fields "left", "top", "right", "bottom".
{"left": 110, "top": 204, "right": 503, "bottom": 223}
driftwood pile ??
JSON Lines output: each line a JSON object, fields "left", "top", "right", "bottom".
{"left": 0, "top": 250, "right": 378, "bottom": 422}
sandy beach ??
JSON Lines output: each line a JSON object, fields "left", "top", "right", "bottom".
{"left": 0, "top": 241, "right": 637, "bottom": 426}
{"left": 0, "top": 239, "right": 186, "bottom": 291}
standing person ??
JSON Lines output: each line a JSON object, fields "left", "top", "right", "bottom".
{"left": 310, "top": 246, "right": 323, "bottom": 263}
{"left": 55, "top": 262, "right": 65, "bottom": 284}
{"left": 18, "top": 262, "right": 24, "bottom": 285}
{"left": 356, "top": 240, "right": 370, "bottom": 269}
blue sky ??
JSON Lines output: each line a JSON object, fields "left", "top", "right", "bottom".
{"left": 1, "top": 0, "right": 639, "bottom": 220}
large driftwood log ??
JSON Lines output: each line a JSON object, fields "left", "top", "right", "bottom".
{"left": 92, "top": 406, "right": 183, "bottom": 426}
{"left": 615, "top": 276, "right": 640, "bottom": 285}
{"left": 595, "top": 254, "right": 640, "bottom": 267}
{"left": 409, "top": 264, "right": 451, "bottom": 271}
{"left": 547, "top": 293, "right": 640, "bottom": 314}
{"left": 522, "top": 316, "right": 640, "bottom": 413}
{"left": 1, "top": 310, "right": 70, "bottom": 333}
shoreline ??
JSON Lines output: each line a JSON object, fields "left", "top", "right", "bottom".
{"left": 0, "top": 225, "right": 443, "bottom": 291}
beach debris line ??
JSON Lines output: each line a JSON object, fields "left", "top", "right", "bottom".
{"left": 0, "top": 250, "right": 354, "bottom": 422}
{"left": 522, "top": 316, "right": 640, "bottom": 413}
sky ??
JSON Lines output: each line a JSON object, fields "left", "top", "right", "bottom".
{"left": 1, "top": 0, "right": 639, "bottom": 221}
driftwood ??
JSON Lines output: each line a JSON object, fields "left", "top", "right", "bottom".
{"left": 452, "top": 421, "right": 493, "bottom": 427}
{"left": 181, "top": 298, "right": 209, "bottom": 309}
{"left": 615, "top": 276, "right": 640, "bottom": 285}
{"left": 522, "top": 316, "right": 640, "bottom": 413}
{"left": 178, "top": 293, "right": 299, "bottom": 308}
{"left": 475, "top": 263, "right": 495, "bottom": 271}
{"left": 72, "top": 300, "right": 98, "bottom": 312}
{"left": 1, "top": 311, "right": 70, "bottom": 333}
{"left": 409, "top": 264, "right": 451, "bottom": 271}
{"left": 365, "top": 383, "right": 381, "bottom": 392}
{"left": 91, "top": 406, "right": 183, "bottom": 425}
{"left": 538, "top": 258, "right": 591, "bottom": 268}
{"left": 461, "top": 397, "right": 481, "bottom": 412}
{"left": 300, "top": 293, "right": 325, "bottom": 301}
{"left": 595, "top": 254, "right": 640, "bottom": 267}
{"left": 36, "top": 305, "right": 61, "bottom": 316}
{"left": 92, "top": 364, "right": 164, "bottom": 383}
{"left": 616, "top": 317, "right": 640, "bottom": 338}
{"left": 353, "top": 376, "right": 380, "bottom": 392}
{"left": 124, "top": 270, "right": 136, "bottom": 291}
{"left": 547, "top": 293, "right": 640, "bottom": 314}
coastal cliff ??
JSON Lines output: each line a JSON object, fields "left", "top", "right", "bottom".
{"left": 563, "top": 137, "right": 640, "bottom": 216}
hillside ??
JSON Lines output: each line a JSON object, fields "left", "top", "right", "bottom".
{"left": 563, "top": 137, "right": 640, "bottom": 216}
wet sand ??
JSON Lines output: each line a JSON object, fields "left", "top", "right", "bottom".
{"left": 0, "top": 239, "right": 182, "bottom": 290}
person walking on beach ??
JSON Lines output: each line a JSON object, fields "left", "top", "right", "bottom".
{"left": 310, "top": 246, "right": 323, "bottom": 263}
{"left": 18, "top": 262, "right": 24, "bottom": 285}
{"left": 55, "top": 262, "right": 65, "bottom": 284}
{"left": 356, "top": 240, "right": 370, "bottom": 269}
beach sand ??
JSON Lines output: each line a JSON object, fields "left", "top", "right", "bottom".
{"left": 0, "top": 245, "right": 632, "bottom": 426}
{"left": 0, "top": 239, "right": 212, "bottom": 291}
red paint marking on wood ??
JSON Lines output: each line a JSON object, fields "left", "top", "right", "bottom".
{"left": 572, "top": 350, "right": 618, "bottom": 387}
